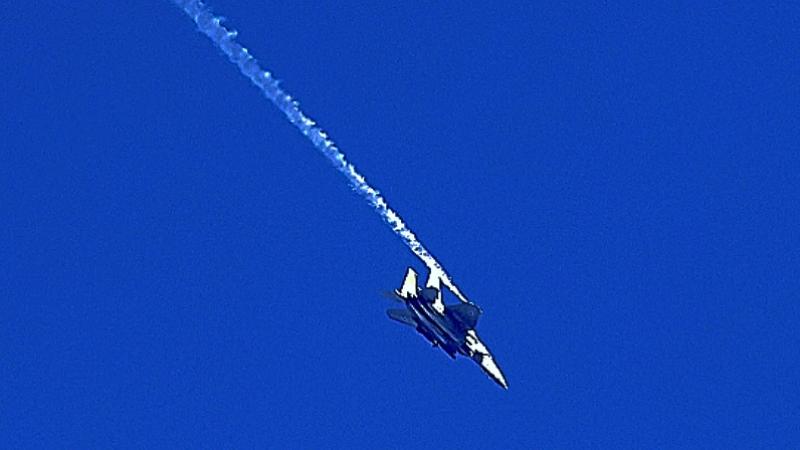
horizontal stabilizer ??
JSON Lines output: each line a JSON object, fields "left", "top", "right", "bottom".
{"left": 387, "top": 308, "right": 416, "bottom": 327}
{"left": 447, "top": 303, "right": 482, "bottom": 329}
{"left": 381, "top": 291, "right": 404, "bottom": 303}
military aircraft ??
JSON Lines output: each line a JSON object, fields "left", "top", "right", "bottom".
{"left": 385, "top": 267, "right": 508, "bottom": 389}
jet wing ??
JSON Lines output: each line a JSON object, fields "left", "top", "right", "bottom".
{"left": 447, "top": 303, "right": 482, "bottom": 329}
{"left": 396, "top": 267, "right": 419, "bottom": 298}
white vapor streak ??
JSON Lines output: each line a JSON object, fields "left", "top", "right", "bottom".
{"left": 172, "top": 0, "right": 470, "bottom": 303}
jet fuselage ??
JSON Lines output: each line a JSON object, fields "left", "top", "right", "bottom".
{"left": 404, "top": 291, "right": 467, "bottom": 358}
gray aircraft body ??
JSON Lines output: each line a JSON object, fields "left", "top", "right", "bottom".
{"left": 386, "top": 267, "right": 508, "bottom": 389}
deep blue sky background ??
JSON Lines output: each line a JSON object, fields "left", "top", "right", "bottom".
{"left": 2, "top": 1, "right": 798, "bottom": 447}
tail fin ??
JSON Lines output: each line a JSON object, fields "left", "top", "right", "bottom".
{"left": 381, "top": 291, "right": 404, "bottom": 303}
{"left": 395, "top": 267, "right": 418, "bottom": 298}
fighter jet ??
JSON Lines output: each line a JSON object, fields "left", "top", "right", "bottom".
{"left": 385, "top": 267, "right": 508, "bottom": 389}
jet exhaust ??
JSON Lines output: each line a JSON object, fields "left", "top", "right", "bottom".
{"left": 170, "top": 0, "right": 470, "bottom": 304}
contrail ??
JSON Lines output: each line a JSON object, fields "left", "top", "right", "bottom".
{"left": 171, "top": 0, "right": 470, "bottom": 304}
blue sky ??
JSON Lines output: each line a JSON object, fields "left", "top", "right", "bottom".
{"left": 2, "top": 1, "right": 798, "bottom": 447}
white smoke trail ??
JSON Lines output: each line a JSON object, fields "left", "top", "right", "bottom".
{"left": 172, "top": 0, "right": 471, "bottom": 304}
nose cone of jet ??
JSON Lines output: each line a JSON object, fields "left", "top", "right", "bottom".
{"left": 478, "top": 354, "right": 508, "bottom": 389}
